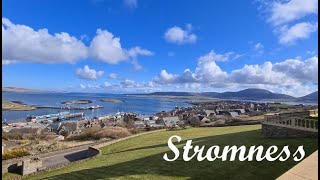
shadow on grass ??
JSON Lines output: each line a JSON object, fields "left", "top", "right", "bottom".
{"left": 34, "top": 129, "right": 318, "bottom": 180}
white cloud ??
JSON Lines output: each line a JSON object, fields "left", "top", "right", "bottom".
{"left": 164, "top": 24, "right": 197, "bottom": 44}
{"left": 153, "top": 50, "right": 318, "bottom": 96}
{"left": 198, "top": 50, "right": 242, "bottom": 62}
{"left": 89, "top": 29, "right": 153, "bottom": 67}
{"left": 154, "top": 50, "right": 241, "bottom": 84}
{"left": 124, "top": 0, "right": 138, "bottom": 9}
{"left": 306, "top": 50, "right": 316, "bottom": 55}
{"left": 2, "top": 59, "right": 18, "bottom": 65}
{"left": 258, "top": 0, "right": 318, "bottom": 45}
{"left": 80, "top": 84, "right": 87, "bottom": 89}
{"left": 154, "top": 70, "right": 180, "bottom": 84}
{"left": 99, "top": 79, "right": 158, "bottom": 93}
{"left": 79, "top": 83, "right": 101, "bottom": 90}
{"left": 254, "top": 42, "right": 264, "bottom": 51}
{"left": 273, "top": 56, "right": 318, "bottom": 84}
{"left": 128, "top": 46, "right": 154, "bottom": 57}
{"left": 89, "top": 29, "right": 129, "bottom": 64}
{"left": 2, "top": 18, "right": 153, "bottom": 68}
{"left": 229, "top": 62, "right": 292, "bottom": 85}
{"left": 2, "top": 18, "right": 88, "bottom": 65}
{"left": 268, "top": 0, "right": 318, "bottom": 26}
{"left": 127, "top": 46, "right": 154, "bottom": 70}
{"left": 194, "top": 52, "right": 228, "bottom": 82}
{"left": 75, "top": 65, "right": 104, "bottom": 80}
{"left": 252, "top": 42, "right": 264, "bottom": 55}
{"left": 107, "top": 73, "right": 121, "bottom": 80}
{"left": 277, "top": 22, "right": 318, "bottom": 45}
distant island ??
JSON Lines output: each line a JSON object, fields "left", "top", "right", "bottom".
{"left": 2, "top": 101, "right": 37, "bottom": 111}
{"left": 62, "top": 100, "right": 92, "bottom": 105}
{"left": 2, "top": 87, "right": 60, "bottom": 93}
{"left": 100, "top": 99, "right": 124, "bottom": 103}
{"left": 128, "top": 88, "right": 318, "bottom": 103}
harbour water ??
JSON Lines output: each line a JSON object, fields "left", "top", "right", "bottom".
{"left": 3, "top": 92, "right": 317, "bottom": 123}
{"left": 2, "top": 92, "right": 190, "bottom": 123}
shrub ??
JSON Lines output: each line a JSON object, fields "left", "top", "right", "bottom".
{"left": 66, "top": 127, "right": 100, "bottom": 141}
{"left": 2, "top": 148, "right": 30, "bottom": 160}
{"left": 67, "top": 127, "right": 132, "bottom": 141}
{"left": 128, "top": 128, "right": 141, "bottom": 134}
{"left": 59, "top": 130, "right": 70, "bottom": 138}
{"left": 96, "top": 127, "right": 131, "bottom": 139}
{"left": 2, "top": 132, "right": 23, "bottom": 140}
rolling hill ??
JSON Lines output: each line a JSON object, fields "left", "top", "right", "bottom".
{"left": 132, "top": 88, "right": 317, "bottom": 102}
{"left": 202, "top": 88, "right": 295, "bottom": 100}
{"left": 296, "top": 91, "right": 318, "bottom": 102}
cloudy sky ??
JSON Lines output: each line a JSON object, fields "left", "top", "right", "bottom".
{"left": 2, "top": 0, "right": 318, "bottom": 96}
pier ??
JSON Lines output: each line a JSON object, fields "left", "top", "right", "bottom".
{"left": 35, "top": 105, "right": 103, "bottom": 110}
{"left": 28, "top": 112, "right": 85, "bottom": 123}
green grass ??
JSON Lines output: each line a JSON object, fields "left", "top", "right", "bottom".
{"left": 5, "top": 125, "right": 318, "bottom": 180}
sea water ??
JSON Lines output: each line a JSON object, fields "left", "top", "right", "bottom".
{"left": 2, "top": 92, "right": 190, "bottom": 123}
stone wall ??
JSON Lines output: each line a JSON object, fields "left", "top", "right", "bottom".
{"left": 22, "top": 158, "right": 42, "bottom": 175}
{"left": 262, "top": 124, "right": 318, "bottom": 138}
{"left": 86, "top": 146, "right": 100, "bottom": 158}
{"left": 2, "top": 146, "right": 101, "bottom": 176}
{"left": 2, "top": 157, "right": 24, "bottom": 174}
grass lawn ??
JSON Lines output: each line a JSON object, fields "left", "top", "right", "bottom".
{"left": 6, "top": 125, "right": 318, "bottom": 180}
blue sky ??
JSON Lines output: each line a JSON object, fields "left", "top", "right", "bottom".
{"left": 2, "top": 0, "right": 318, "bottom": 96}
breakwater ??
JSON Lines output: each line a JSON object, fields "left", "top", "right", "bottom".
{"left": 36, "top": 105, "right": 103, "bottom": 110}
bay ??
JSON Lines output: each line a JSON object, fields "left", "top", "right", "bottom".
{"left": 2, "top": 92, "right": 190, "bottom": 123}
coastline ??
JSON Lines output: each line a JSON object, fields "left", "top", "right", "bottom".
{"left": 2, "top": 101, "right": 37, "bottom": 111}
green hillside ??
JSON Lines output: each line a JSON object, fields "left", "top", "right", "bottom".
{"left": 7, "top": 125, "right": 318, "bottom": 180}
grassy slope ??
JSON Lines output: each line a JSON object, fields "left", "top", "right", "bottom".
{"left": 2, "top": 101, "right": 36, "bottom": 111}
{"left": 8, "top": 125, "right": 318, "bottom": 180}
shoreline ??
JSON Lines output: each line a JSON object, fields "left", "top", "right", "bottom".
{"left": 2, "top": 101, "right": 37, "bottom": 111}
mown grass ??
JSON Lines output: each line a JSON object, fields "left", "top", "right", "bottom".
{"left": 4, "top": 125, "right": 318, "bottom": 180}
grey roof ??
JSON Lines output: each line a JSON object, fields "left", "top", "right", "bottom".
{"left": 163, "top": 117, "right": 180, "bottom": 127}
{"left": 58, "top": 121, "right": 79, "bottom": 132}
{"left": 201, "top": 117, "right": 211, "bottom": 122}
{"left": 229, "top": 112, "right": 240, "bottom": 117}
{"left": 205, "top": 110, "right": 216, "bottom": 116}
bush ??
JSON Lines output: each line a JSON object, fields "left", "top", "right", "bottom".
{"left": 66, "top": 127, "right": 100, "bottom": 141}
{"left": 128, "top": 128, "right": 141, "bottom": 134}
{"left": 2, "top": 148, "right": 30, "bottom": 160}
{"left": 96, "top": 127, "right": 131, "bottom": 139}
{"left": 2, "top": 132, "right": 45, "bottom": 140}
{"left": 59, "top": 130, "right": 70, "bottom": 138}
{"left": 67, "top": 127, "right": 132, "bottom": 141}
{"left": 2, "top": 132, "right": 23, "bottom": 140}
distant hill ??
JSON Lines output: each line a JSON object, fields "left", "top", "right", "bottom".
{"left": 297, "top": 91, "right": 318, "bottom": 102}
{"left": 2, "top": 87, "right": 59, "bottom": 93}
{"left": 212, "top": 88, "right": 295, "bottom": 100}
{"left": 132, "top": 88, "right": 300, "bottom": 101}
{"left": 148, "top": 92, "right": 196, "bottom": 96}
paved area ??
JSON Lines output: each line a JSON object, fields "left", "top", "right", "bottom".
{"left": 40, "top": 147, "right": 90, "bottom": 168}
{"left": 38, "top": 129, "right": 164, "bottom": 168}
{"left": 277, "top": 150, "right": 318, "bottom": 180}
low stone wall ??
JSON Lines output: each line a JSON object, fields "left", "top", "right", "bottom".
{"left": 22, "top": 158, "right": 42, "bottom": 175}
{"left": 86, "top": 146, "right": 100, "bottom": 158}
{"left": 200, "top": 120, "right": 261, "bottom": 127}
{"left": 2, "top": 156, "right": 25, "bottom": 174}
{"left": 262, "top": 123, "right": 318, "bottom": 138}
{"left": 2, "top": 146, "right": 101, "bottom": 176}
